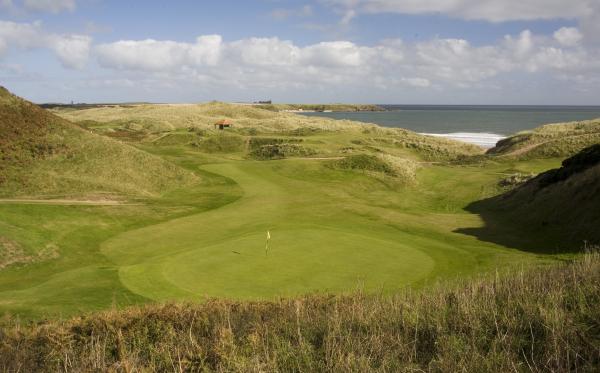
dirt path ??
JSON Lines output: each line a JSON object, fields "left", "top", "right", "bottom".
{"left": 0, "top": 199, "right": 137, "bottom": 206}
{"left": 292, "top": 156, "right": 346, "bottom": 160}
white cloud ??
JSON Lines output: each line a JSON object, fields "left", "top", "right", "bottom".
{"left": 0, "top": 38, "right": 7, "bottom": 56}
{"left": 270, "top": 5, "right": 313, "bottom": 20}
{"left": 96, "top": 40, "right": 191, "bottom": 71}
{"left": 403, "top": 77, "right": 431, "bottom": 87}
{"left": 3, "top": 18, "right": 598, "bottom": 103}
{"left": 22, "top": 0, "right": 75, "bottom": 13}
{"left": 0, "top": 21, "right": 44, "bottom": 49}
{"left": 323, "top": 0, "right": 600, "bottom": 48}
{"left": 323, "top": 0, "right": 595, "bottom": 22}
{"left": 0, "top": 21, "right": 91, "bottom": 69}
{"left": 229, "top": 37, "right": 298, "bottom": 66}
{"left": 91, "top": 29, "right": 600, "bottom": 96}
{"left": 554, "top": 27, "right": 583, "bottom": 47}
{"left": 189, "top": 35, "right": 222, "bottom": 66}
{"left": 301, "top": 41, "right": 364, "bottom": 67}
{"left": 339, "top": 9, "right": 356, "bottom": 25}
{"left": 50, "top": 34, "right": 91, "bottom": 69}
{"left": 96, "top": 35, "right": 222, "bottom": 71}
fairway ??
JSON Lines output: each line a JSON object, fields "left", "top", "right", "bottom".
{"left": 98, "top": 158, "right": 545, "bottom": 302}
{"left": 103, "top": 162, "right": 437, "bottom": 300}
{"left": 0, "top": 90, "right": 573, "bottom": 318}
{"left": 0, "top": 141, "right": 561, "bottom": 318}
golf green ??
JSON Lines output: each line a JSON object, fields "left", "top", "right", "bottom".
{"left": 1, "top": 153, "right": 557, "bottom": 317}
{"left": 101, "top": 160, "right": 530, "bottom": 301}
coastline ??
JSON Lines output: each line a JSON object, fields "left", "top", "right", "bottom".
{"left": 420, "top": 132, "right": 505, "bottom": 148}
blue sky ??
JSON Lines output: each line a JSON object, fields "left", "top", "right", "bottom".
{"left": 1, "top": 0, "right": 599, "bottom": 104}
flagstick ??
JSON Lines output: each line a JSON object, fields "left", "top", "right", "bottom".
{"left": 265, "top": 230, "right": 271, "bottom": 256}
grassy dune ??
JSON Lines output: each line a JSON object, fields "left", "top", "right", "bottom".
{"left": 1, "top": 252, "right": 598, "bottom": 372}
{"left": 52, "top": 102, "right": 384, "bottom": 133}
{"left": 0, "top": 87, "right": 196, "bottom": 199}
{"left": 467, "top": 144, "right": 600, "bottom": 249}
{"left": 51, "top": 102, "right": 483, "bottom": 160}
{"left": 488, "top": 117, "right": 600, "bottom": 159}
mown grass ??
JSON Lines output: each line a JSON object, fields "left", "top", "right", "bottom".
{"left": 1, "top": 252, "right": 597, "bottom": 372}
{"left": 1, "top": 147, "right": 560, "bottom": 318}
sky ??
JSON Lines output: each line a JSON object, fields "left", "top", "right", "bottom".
{"left": 0, "top": 0, "right": 599, "bottom": 104}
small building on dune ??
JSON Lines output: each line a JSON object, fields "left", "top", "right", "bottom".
{"left": 214, "top": 119, "right": 233, "bottom": 130}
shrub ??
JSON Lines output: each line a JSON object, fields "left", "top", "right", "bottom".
{"left": 498, "top": 172, "right": 534, "bottom": 188}
{"left": 194, "top": 134, "right": 245, "bottom": 153}
{"left": 247, "top": 137, "right": 302, "bottom": 150}
{"left": 331, "top": 154, "right": 396, "bottom": 175}
{"left": 249, "top": 144, "right": 315, "bottom": 160}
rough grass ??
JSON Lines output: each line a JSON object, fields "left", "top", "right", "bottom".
{"left": 350, "top": 129, "right": 484, "bottom": 161}
{"left": 52, "top": 102, "right": 482, "bottom": 162}
{"left": 488, "top": 118, "right": 600, "bottom": 159}
{"left": 0, "top": 87, "right": 197, "bottom": 198}
{"left": 465, "top": 144, "right": 600, "bottom": 249}
{"left": 247, "top": 137, "right": 314, "bottom": 160}
{"left": 377, "top": 153, "right": 419, "bottom": 183}
{"left": 329, "top": 153, "right": 418, "bottom": 182}
{"left": 152, "top": 132, "right": 199, "bottom": 146}
{"left": 0, "top": 236, "right": 58, "bottom": 269}
{"left": 248, "top": 143, "right": 316, "bottom": 160}
{"left": 331, "top": 154, "right": 397, "bottom": 175}
{"left": 194, "top": 133, "right": 245, "bottom": 153}
{"left": 1, "top": 252, "right": 598, "bottom": 372}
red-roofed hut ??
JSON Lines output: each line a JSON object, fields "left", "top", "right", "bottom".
{"left": 214, "top": 119, "right": 233, "bottom": 130}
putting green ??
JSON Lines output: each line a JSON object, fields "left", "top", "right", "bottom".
{"left": 0, "top": 151, "right": 553, "bottom": 317}
{"left": 120, "top": 228, "right": 434, "bottom": 300}
{"left": 104, "top": 161, "right": 436, "bottom": 299}
{"left": 101, "top": 159, "right": 526, "bottom": 301}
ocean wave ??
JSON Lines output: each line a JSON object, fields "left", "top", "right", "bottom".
{"left": 419, "top": 132, "right": 506, "bottom": 148}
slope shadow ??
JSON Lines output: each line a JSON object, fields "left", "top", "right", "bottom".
{"left": 457, "top": 145, "right": 600, "bottom": 254}
{"left": 454, "top": 194, "right": 575, "bottom": 254}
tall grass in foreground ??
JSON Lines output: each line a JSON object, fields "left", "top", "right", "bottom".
{"left": 1, "top": 253, "right": 598, "bottom": 372}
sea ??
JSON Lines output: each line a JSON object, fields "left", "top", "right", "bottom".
{"left": 299, "top": 105, "right": 600, "bottom": 148}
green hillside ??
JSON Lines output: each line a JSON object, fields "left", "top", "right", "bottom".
{"left": 0, "top": 87, "right": 196, "bottom": 198}
{"left": 51, "top": 101, "right": 483, "bottom": 162}
{"left": 488, "top": 118, "right": 600, "bottom": 159}
{"left": 465, "top": 144, "right": 600, "bottom": 250}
